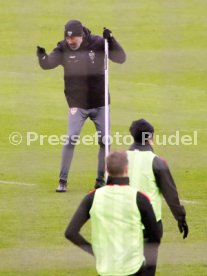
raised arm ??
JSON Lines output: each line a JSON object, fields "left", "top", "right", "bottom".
{"left": 103, "top": 28, "right": 126, "bottom": 64}
{"left": 36, "top": 42, "right": 63, "bottom": 70}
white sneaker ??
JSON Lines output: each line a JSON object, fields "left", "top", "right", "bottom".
{"left": 56, "top": 182, "right": 67, "bottom": 192}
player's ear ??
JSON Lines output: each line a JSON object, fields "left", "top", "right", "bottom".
{"left": 149, "top": 133, "right": 154, "bottom": 146}
{"left": 124, "top": 165, "right": 128, "bottom": 176}
{"left": 149, "top": 137, "right": 154, "bottom": 146}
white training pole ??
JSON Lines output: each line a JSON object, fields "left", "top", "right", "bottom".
{"left": 104, "top": 38, "right": 109, "bottom": 179}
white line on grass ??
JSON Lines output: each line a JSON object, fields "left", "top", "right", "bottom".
{"left": 181, "top": 199, "right": 200, "bottom": 205}
{"left": 0, "top": 180, "right": 36, "bottom": 186}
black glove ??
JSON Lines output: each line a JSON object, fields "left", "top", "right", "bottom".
{"left": 178, "top": 219, "right": 188, "bottom": 239}
{"left": 36, "top": 46, "right": 46, "bottom": 58}
{"left": 103, "top": 28, "right": 113, "bottom": 42}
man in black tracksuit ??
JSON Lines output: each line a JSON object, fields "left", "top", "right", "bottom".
{"left": 37, "top": 20, "right": 126, "bottom": 192}
{"left": 128, "top": 119, "right": 189, "bottom": 275}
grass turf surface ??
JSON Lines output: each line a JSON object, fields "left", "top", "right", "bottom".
{"left": 0, "top": 0, "right": 207, "bottom": 275}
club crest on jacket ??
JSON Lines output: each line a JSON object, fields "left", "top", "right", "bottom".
{"left": 89, "top": 50, "right": 95, "bottom": 63}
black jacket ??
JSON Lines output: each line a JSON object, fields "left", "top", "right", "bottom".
{"left": 38, "top": 27, "right": 126, "bottom": 109}
{"left": 129, "top": 142, "right": 186, "bottom": 222}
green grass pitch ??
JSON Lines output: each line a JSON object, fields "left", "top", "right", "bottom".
{"left": 0, "top": 0, "right": 207, "bottom": 275}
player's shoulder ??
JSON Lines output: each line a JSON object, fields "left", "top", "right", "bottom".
{"left": 153, "top": 155, "right": 169, "bottom": 170}
{"left": 87, "top": 188, "right": 96, "bottom": 195}
{"left": 153, "top": 155, "right": 168, "bottom": 166}
{"left": 136, "top": 191, "right": 153, "bottom": 211}
{"left": 86, "top": 189, "right": 96, "bottom": 200}
{"left": 137, "top": 191, "right": 151, "bottom": 203}
{"left": 80, "top": 189, "right": 96, "bottom": 208}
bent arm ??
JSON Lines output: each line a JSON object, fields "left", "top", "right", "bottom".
{"left": 38, "top": 42, "right": 63, "bottom": 70}
{"left": 108, "top": 36, "right": 126, "bottom": 64}
{"left": 65, "top": 192, "right": 95, "bottom": 255}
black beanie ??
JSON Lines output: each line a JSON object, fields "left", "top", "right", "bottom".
{"left": 64, "top": 20, "right": 83, "bottom": 37}
{"left": 129, "top": 119, "right": 154, "bottom": 143}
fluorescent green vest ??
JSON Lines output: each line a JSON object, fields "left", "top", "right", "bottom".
{"left": 89, "top": 185, "right": 144, "bottom": 276}
{"left": 127, "top": 150, "right": 162, "bottom": 221}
